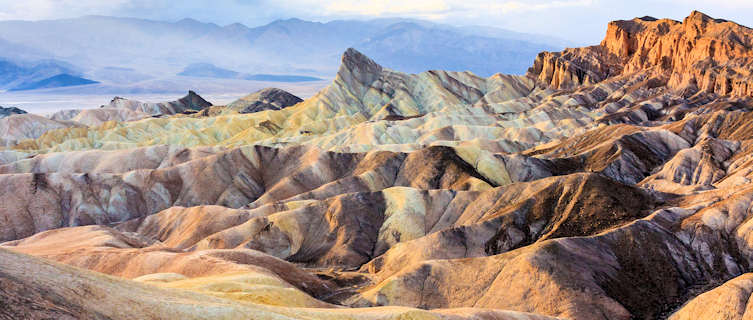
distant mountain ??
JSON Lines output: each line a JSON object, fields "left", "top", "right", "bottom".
{"left": 243, "top": 74, "right": 321, "bottom": 82}
{"left": 178, "top": 63, "right": 321, "bottom": 82}
{"left": 0, "top": 57, "right": 90, "bottom": 91}
{"left": 178, "top": 63, "right": 240, "bottom": 78}
{"left": 0, "top": 15, "right": 569, "bottom": 87}
{"left": 354, "top": 22, "right": 552, "bottom": 75}
{"left": 455, "top": 25, "right": 577, "bottom": 47}
{"left": 8, "top": 74, "right": 98, "bottom": 91}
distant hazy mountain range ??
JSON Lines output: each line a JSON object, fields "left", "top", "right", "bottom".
{"left": 8, "top": 73, "right": 98, "bottom": 91}
{"left": 0, "top": 16, "right": 569, "bottom": 93}
{"left": 178, "top": 63, "right": 321, "bottom": 82}
{"left": 0, "top": 58, "right": 97, "bottom": 91}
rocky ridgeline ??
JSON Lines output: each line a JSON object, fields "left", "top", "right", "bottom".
{"left": 0, "top": 106, "right": 27, "bottom": 119}
{"left": 227, "top": 88, "right": 303, "bottom": 113}
{"left": 104, "top": 90, "right": 213, "bottom": 116}
{"left": 529, "top": 11, "right": 753, "bottom": 96}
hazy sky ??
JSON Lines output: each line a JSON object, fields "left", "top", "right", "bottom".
{"left": 0, "top": 0, "right": 751, "bottom": 44}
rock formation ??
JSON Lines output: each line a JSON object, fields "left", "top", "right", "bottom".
{"left": 0, "top": 106, "right": 27, "bottom": 119}
{"left": 227, "top": 88, "right": 303, "bottom": 114}
{"left": 5, "top": 10, "right": 753, "bottom": 320}
{"left": 103, "top": 90, "right": 212, "bottom": 116}
{"left": 528, "top": 11, "right": 753, "bottom": 96}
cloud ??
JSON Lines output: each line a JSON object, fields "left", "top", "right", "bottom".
{"left": 445, "top": 0, "right": 596, "bottom": 14}
{"left": 324, "top": 0, "right": 450, "bottom": 18}
{"left": 315, "top": 0, "right": 595, "bottom": 20}
{"left": 489, "top": 0, "right": 596, "bottom": 13}
{"left": 663, "top": 0, "right": 753, "bottom": 8}
{"left": 0, "top": 0, "right": 275, "bottom": 26}
{"left": 0, "top": 0, "right": 598, "bottom": 22}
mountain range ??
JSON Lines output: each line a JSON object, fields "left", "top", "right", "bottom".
{"left": 0, "top": 15, "right": 566, "bottom": 94}
{"left": 177, "top": 63, "right": 322, "bottom": 82}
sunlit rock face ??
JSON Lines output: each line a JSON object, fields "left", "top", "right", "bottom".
{"left": 529, "top": 11, "right": 753, "bottom": 96}
{"left": 7, "top": 10, "right": 753, "bottom": 320}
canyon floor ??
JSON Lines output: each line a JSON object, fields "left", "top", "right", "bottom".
{"left": 4, "top": 10, "right": 753, "bottom": 320}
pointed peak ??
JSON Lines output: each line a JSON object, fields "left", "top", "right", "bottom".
{"left": 686, "top": 10, "right": 710, "bottom": 23}
{"left": 338, "top": 48, "right": 384, "bottom": 88}
{"left": 342, "top": 48, "right": 381, "bottom": 69}
{"left": 0, "top": 106, "right": 27, "bottom": 118}
{"left": 245, "top": 88, "right": 302, "bottom": 103}
{"left": 688, "top": 10, "right": 710, "bottom": 20}
{"left": 182, "top": 90, "right": 213, "bottom": 109}
{"left": 685, "top": 10, "right": 729, "bottom": 24}
{"left": 228, "top": 87, "right": 302, "bottom": 113}
{"left": 343, "top": 48, "right": 371, "bottom": 63}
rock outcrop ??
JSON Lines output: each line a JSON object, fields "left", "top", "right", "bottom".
{"left": 529, "top": 11, "right": 753, "bottom": 97}
{"left": 227, "top": 88, "right": 303, "bottom": 114}
{"left": 0, "top": 106, "right": 27, "bottom": 119}
{"left": 103, "top": 90, "right": 212, "bottom": 116}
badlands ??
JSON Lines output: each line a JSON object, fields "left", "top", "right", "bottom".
{"left": 4, "top": 10, "right": 753, "bottom": 320}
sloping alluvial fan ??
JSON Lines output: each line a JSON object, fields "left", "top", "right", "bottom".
{"left": 6, "top": 10, "right": 753, "bottom": 320}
